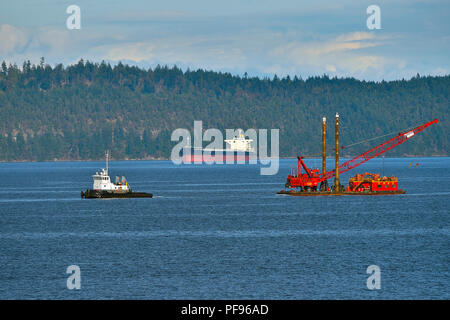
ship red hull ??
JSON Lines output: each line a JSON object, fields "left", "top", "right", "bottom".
{"left": 182, "top": 154, "right": 251, "bottom": 163}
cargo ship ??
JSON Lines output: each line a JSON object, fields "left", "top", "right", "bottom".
{"left": 278, "top": 115, "right": 438, "bottom": 196}
{"left": 81, "top": 151, "right": 153, "bottom": 199}
{"left": 181, "top": 129, "right": 255, "bottom": 163}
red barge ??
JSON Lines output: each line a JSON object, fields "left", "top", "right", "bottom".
{"left": 278, "top": 115, "right": 438, "bottom": 196}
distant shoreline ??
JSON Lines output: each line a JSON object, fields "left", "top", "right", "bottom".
{"left": 1, "top": 155, "right": 448, "bottom": 164}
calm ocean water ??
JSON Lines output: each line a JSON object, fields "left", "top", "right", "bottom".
{"left": 0, "top": 157, "right": 448, "bottom": 299}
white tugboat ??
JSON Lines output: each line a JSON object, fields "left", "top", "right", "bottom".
{"left": 81, "top": 151, "right": 153, "bottom": 199}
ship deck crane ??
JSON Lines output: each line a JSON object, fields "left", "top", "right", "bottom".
{"left": 285, "top": 118, "right": 439, "bottom": 191}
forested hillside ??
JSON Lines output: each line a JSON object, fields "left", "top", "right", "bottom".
{"left": 0, "top": 59, "right": 448, "bottom": 161}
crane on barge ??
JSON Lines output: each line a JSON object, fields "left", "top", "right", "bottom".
{"left": 279, "top": 115, "right": 439, "bottom": 195}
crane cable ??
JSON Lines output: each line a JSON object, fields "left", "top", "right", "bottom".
{"left": 298, "top": 120, "right": 424, "bottom": 156}
{"left": 341, "top": 131, "right": 398, "bottom": 149}
{"left": 297, "top": 131, "right": 399, "bottom": 157}
{"left": 339, "top": 121, "right": 420, "bottom": 150}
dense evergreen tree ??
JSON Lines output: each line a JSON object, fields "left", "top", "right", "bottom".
{"left": 0, "top": 59, "right": 448, "bottom": 161}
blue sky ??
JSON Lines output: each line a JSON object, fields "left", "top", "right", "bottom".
{"left": 0, "top": 0, "right": 448, "bottom": 80}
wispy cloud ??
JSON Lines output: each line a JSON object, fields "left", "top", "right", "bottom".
{"left": 335, "top": 32, "right": 375, "bottom": 42}
{"left": 96, "top": 42, "right": 155, "bottom": 62}
{"left": 0, "top": 24, "right": 28, "bottom": 55}
{"left": 268, "top": 32, "right": 391, "bottom": 78}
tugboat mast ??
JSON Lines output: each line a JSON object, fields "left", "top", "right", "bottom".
{"left": 105, "top": 150, "right": 109, "bottom": 175}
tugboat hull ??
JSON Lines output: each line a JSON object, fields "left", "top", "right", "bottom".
{"left": 81, "top": 190, "right": 153, "bottom": 199}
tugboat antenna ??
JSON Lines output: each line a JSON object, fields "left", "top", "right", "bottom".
{"left": 105, "top": 150, "right": 109, "bottom": 174}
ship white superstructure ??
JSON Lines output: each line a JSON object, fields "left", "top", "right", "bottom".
{"left": 224, "top": 130, "right": 254, "bottom": 153}
{"left": 92, "top": 151, "right": 130, "bottom": 192}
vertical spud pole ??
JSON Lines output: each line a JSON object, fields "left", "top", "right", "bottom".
{"left": 322, "top": 117, "right": 327, "bottom": 175}
{"left": 334, "top": 113, "right": 340, "bottom": 191}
